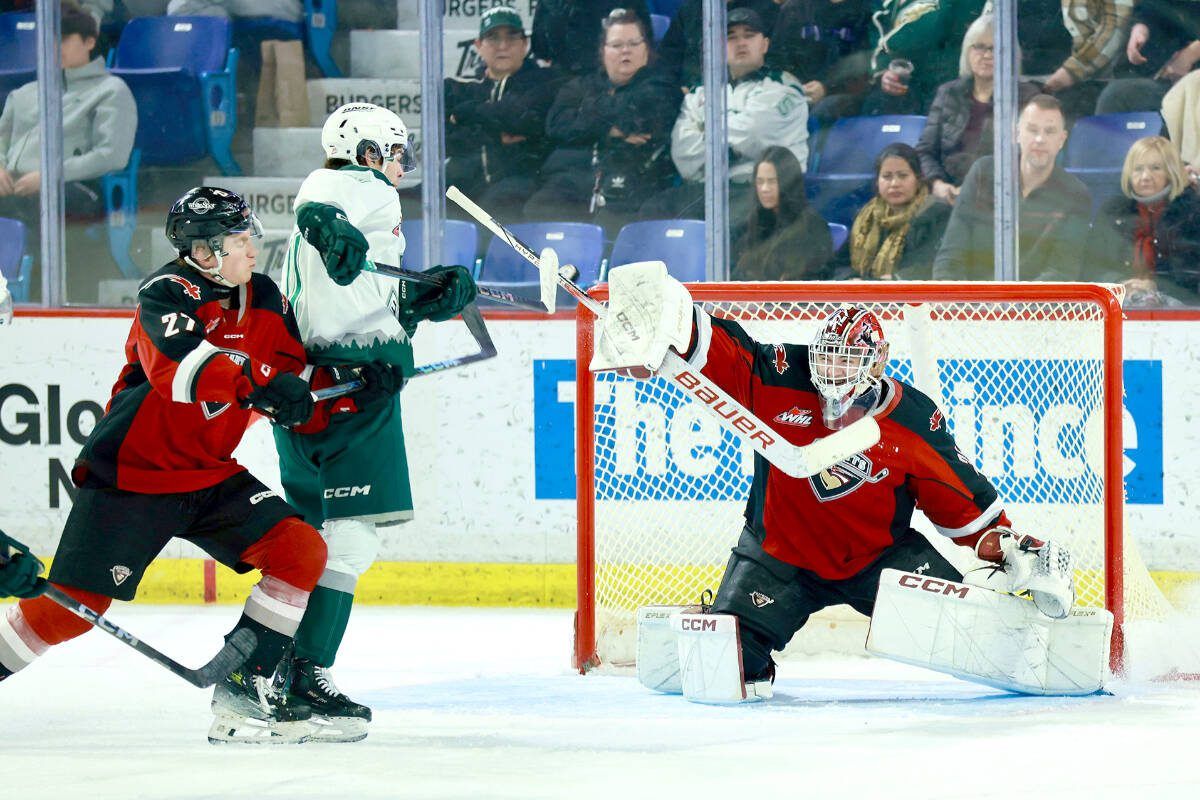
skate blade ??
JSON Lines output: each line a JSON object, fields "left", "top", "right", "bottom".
{"left": 305, "top": 714, "right": 369, "bottom": 743}
{"left": 207, "top": 713, "right": 315, "bottom": 745}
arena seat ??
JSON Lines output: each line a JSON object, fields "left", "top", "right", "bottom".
{"left": 479, "top": 222, "right": 605, "bottom": 307}
{"left": 304, "top": 0, "right": 341, "bottom": 78}
{"left": 806, "top": 115, "right": 927, "bottom": 226}
{"left": 0, "top": 216, "right": 33, "bottom": 303}
{"left": 827, "top": 221, "right": 849, "bottom": 253}
{"left": 401, "top": 219, "right": 479, "bottom": 272}
{"left": 1064, "top": 112, "right": 1165, "bottom": 217}
{"left": 108, "top": 16, "right": 241, "bottom": 175}
{"left": 101, "top": 149, "right": 141, "bottom": 279}
{"left": 0, "top": 12, "right": 37, "bottom": 110}
{"left": 608, "top": 219, "right": 707, "bottom": 282}
{"left": 650, "top": 14, "right": 670, "bottom": 43}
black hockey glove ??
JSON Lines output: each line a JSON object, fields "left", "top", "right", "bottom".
{"left": 398, "top": 264, "right": 478, "bottom": 326}
{"left": 0, "top": 529, "right": 47, "bottom": 599}
{"left": 296, "top": 201, "right": 369, "bottom": 286}
{"left": 328, "top": 362, "right": 406, "bottom": 413}
{"left": 239, "top": 363, "right": 314, "bottom": 427}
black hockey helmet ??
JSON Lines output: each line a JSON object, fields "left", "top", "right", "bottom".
{"left": 165, "top": 186, "right": 263, "bottom": 258}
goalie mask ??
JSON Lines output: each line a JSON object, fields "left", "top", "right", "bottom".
{"left": 808, "top": 305, "right": 889, "bottom": 429}
{"left": 165, "top": 187, "right": 264, "bottom": 288}
{"left": 321, "top": 102, "right": 417, "bottom": 173}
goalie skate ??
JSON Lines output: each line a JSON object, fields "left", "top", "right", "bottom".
{"left": 289, "top": 658, "right": 371, "bottom": 743}
{"left": 208, "top": 669, "right": 315, "bottom": 745}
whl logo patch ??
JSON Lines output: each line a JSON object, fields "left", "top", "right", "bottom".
{"left": 110, "top": 565, "right": 132, "bottom": 586}
{"left": 810, "top": 453, "right": 889, "bottom": 502}
{"left": 749, "top": 591, "right": 774, "bottom": 608}
{"left": 774, "top": 406, "right": 813, "bottom": 427}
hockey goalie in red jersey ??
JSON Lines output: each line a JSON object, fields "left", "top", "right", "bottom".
{"left": 0, "top": 187, "right": 399, "bottom": 743}
{"left": 590, "top": 262, "right": 1104, "bottom": 702}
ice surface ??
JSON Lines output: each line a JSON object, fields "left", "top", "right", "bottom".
{"left": 4, "top": 605, "right": 1200, "bottom": 800}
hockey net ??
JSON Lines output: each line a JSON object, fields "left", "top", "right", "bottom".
{"left": 574, "top": 282, "right": 1176, "bottom": 676}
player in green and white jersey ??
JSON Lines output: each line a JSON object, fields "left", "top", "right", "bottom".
{"left": 276, "top": 102, "right": 476, "bottom": 742}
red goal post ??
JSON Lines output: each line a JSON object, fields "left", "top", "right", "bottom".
{"left": 574, "top": 281, "right": 1151, "bottom": 675}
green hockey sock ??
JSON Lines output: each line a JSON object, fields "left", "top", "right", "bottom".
{"left": 294, "top": 585, "right": 355, "bottom": 667}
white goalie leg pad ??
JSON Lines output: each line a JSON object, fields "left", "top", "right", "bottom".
{"left": 636, "top": 605, "right": 699, "bottom": 693}
{"left": 590, "top": 261, "right": 693, "bottom": 373}
{"left": 866, "top": 569, "right": 1112, "bottom": 696}
{"left": 673, "top": 613, "right": 771, "bottom": 704}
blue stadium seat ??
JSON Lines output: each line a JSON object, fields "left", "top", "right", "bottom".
{"left": 101, "top": 149, "right": 141, "bottom": 279}
{"left": 0, "top": 216, "right": 33, "bottom": 303}
{"left": 1064, "top": 112, "right": 1165, "bottom": 218}
{"left": 401, "top": 219, "right": 479, "bottom": 272}
{"left": 806, "top": 115, "right": 927, "bottom": 226}
{"left": 650, "top": 14, "right": 670, "bottom": 43}
{"left": 304, "top": 0, "right": 341, "bottom": 78}
{"left": 608, "top": 219, "right": 708, "bottom": 282}
{"left": 827, "top": 222, "right": 849, "bottom": 253}
{"left": 109, "top": 16, "right": 241, "bottom": 175}
{"left": 0, "top": 13, "right": 37, "bottom": 110}
{"left": 648, "top": 0, "right": 684, "bottom": 19}
{"left": 479, "top": 222, "right": 604, "bottom": 307}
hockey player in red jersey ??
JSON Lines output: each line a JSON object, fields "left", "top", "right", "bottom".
{"left": 591, "top": 262, "right": 1078, "bottom": 699}
{"left": 0, "top": 187, "right": 394, "bottom": 743}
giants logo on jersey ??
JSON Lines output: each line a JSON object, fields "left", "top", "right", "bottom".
{"left": 773, "top": 345, "right": 789, "bottom": 375}
{"left": 774, "top": 406, "right": 813, "bottom": 427}
{"left": 810, "top": 452, "right": 889, "bottom": 502}
{"left": 166, "top": 275, "right": 203, "bottom": 301}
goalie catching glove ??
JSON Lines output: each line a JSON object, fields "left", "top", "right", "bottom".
{"left": 972, "top": 527, "right": 1075, "bottom": 619}
{"left": 397, "top": 264, "right": 477, "bottom": 325}
{"left": 590, "top": 261, "right": 694, "bottom": 375}
{"left": 296, "top": 201, "right": 368, "bottom": 286}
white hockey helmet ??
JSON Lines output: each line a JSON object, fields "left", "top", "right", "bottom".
{"left": 808, "top": 305, "right": 890, "bottom": 429}
{"left": 321, "top": 102, "right": 416, "bottom": 171}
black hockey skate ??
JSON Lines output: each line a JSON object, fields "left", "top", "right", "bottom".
{"left": 289, "top": 657, "right": 372, "bottom": 743}
{"left": 208, "top": 668, "right": 314, "bottom": 745}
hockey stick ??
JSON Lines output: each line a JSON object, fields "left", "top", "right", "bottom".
{"left": 364, "top": 259, "right": 554, "bottom": 313}
{"left": 446, "top": 189, "right": 882, "bottom": 479}
{"left": 310, "top": 379, "right": 365, "bottom": 401}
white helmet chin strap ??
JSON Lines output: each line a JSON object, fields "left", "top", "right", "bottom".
{"left": 184, "top": 250, "right": 237, "bottom": 288}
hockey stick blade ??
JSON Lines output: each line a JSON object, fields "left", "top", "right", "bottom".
{"left": 364, "top": 259, "right": 551, "bottom": 313}
{"left": 410, "top": 302, "right": 498, "bottom": 376}
{"left": 445, "top": 187, "right": 882, "bottom": 477}
{"left": 43, "top": 585, "right": 256, "bottom": 688}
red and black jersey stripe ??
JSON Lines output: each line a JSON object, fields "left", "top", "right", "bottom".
{"left": 75, "top": 263, "right": 308, "bottom": 494}
{"left": 689, "top": 311, "right": 1007, "bottom": 580}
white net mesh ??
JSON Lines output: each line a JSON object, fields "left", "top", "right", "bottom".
{"left": 580, "top": 290, "right": 1175, "bottom": 670}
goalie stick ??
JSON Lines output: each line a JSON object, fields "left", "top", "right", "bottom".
{"left": 446, "top": 186, "right": 882, "bottom": 478}
{"left": 0, "top": 544, "right": 255, "bottom": 689}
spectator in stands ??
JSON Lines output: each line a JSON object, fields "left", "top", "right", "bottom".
{"left": 916, "top": 14, "right": 1040, "bottom": 205}
{"left": 524, "top": 8, "right": 679, "bottom": 231}
{"left": 658, "top": 0, "right": 780, "bottom": 89}
{"left": 0, "top": 0, "right": 109, "bottom": 23}
{"left": 1085, "top": 136, "right": 1200, "bottom": 306}
{"left": 531, "top": 1, "right": 653, "bottom": 77}
{"left": 1038, "top": 0, "right": 1135, "bottom": 120}
{"left": 165, "top": 0, "right": 301, "bottom": 23}
{"left": 1096, "top": 1, "right": 1200, "bottom": 115}
{"left": 838, "top": 143, "right": 951, "bottom": 280}
{"left": 1017, "top": 0, "right": 1074, "bottom": 79}
{"left": 1163, "top": 70, "right": 1200, "bottom": 170}
{"left": 768, "top": 0, "right": 873, "bottom": 123}
{"left": 648, "top": 8, "right": 807, "bottom": 222}
{"left": 731, "top": 145, "right": 832, "bottom": 280}
{"left": 445, "top": 8, "right": 561, "bottom": 224}
{"left": 0, "top": 1, "right": 136, "bottom": 231}
{"left": 933, "top": 94, "right": 1091, "bottom": 281}
{"left": 863, "top": 0, "right": 987, "bottom": 116}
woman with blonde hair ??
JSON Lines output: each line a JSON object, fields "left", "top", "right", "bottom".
{"left": 1086, "top": 136, "right": 1200, "bottom": 306}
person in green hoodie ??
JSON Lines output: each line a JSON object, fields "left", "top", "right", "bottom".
{"left": 0, "top": 1, "right": 136, "bottom": 230}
